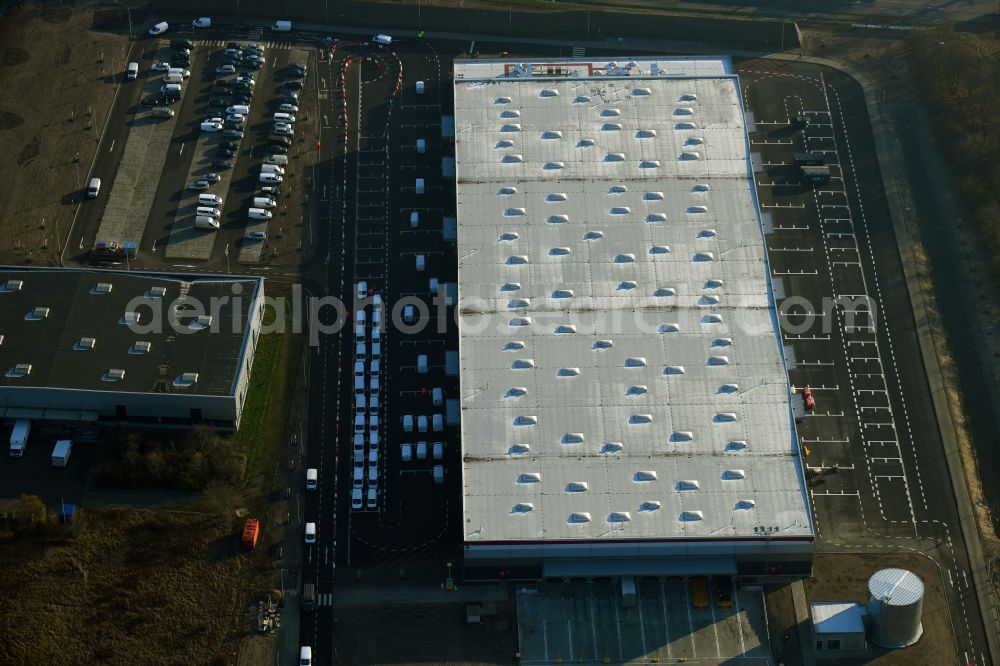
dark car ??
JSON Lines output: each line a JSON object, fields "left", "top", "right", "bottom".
{"left": 233, "top": 94, "right": 252, "bottom": 104}
{"left": 712, "top": 576, "right": 733, "bottom": 608}
{"left": 172, "top": 58, "right": 191, "bottom": 68}
{"left": 173, "top": 49, "right": 191, "bottom": 60}
{"left": 213, "top": 159, "right": 233, "bottom": 169}
{"left": 141, "top": 94, "right": 164, "bottom": 106}
{"left": 171, "top": 38, "right": 194, "bottom": 50}
{"left": 793, "top": 114, "right": 809, "bottom": 130}
{"left": 245, "top": 61, "right": 263, "bottom": 71}
{"left": 279, "top": 95, "right": 298, "bottom": 105}
{"left": 211, "top": 85, "right": 232, "bottom": 95}
{"left": 283, "top": 80, "right": 303, "bottom": 91}
{"left": 217, "top": 148, "right": 235, "bottom": 157}
{"left": 265, "top": 145, "right": 289, "bottom": 155}
{"left": 221, "top": 141, "right": 238, "bottom": 151}
{"left": 226, "top": 41, "right": 240, "bottom": 49}
{"left": 208, "top": 96, "right": 229, "bottom": 107}
{"left": 269, "top": 136, "right": 291, "bottom": 147}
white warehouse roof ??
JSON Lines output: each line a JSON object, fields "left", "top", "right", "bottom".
{"left": 454, "top": 57, "right": 812, "bottom": 545}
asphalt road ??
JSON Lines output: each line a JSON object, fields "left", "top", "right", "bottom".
{"left": 676, "top": 0, "right": 997, "bottom": 24}
{"left": 739, "top": 59, "right": 992, "bottom": 665}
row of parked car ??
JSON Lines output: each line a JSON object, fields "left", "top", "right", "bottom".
{"left": 351, "top": 291, "right": 384, "bottom": 510}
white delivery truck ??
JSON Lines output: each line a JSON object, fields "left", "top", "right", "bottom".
{"left": 415, "top": 178, "right": 425, "bottom": 194}
{"left": 433, "top": 465, "right": 444, "bottom": 484}
{"left": 51, "top": 440, "right": 72, "bottom": 467}
{"left": 416, "top": 139, "right": 426, "bottom": 154}
{"left": 272, "top": 20, "right": 292, "bottom": 32}
{"left": 432, "top": 387, "right": 443, "bottom": 407}
{"left": 417, "top": 354, "right": 428, "bottom": 374}
{"left": 9, "top": 419, "right": 31, "bottom": 456}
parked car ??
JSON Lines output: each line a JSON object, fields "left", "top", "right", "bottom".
{"left": 221, "top": 141, "right": 238, "bottom": 151}
{"left": 217, "top": 147, "right": 235, "bottom": 157}
{"left": 278, "top": 103, "right": 299, "bottom": 113}
{"left": 188, "top": 180, "right": 210, "bottom": 190}
{"left": 283, "top": 80, "right": 303, "bottom": 91}
{"left": 151, "top": 61, "right": 171, "bottom": 72}
{"left": 269, "top": 136, "right": 291, "bottom": 147}
{"left": 208, "top": 96, "right": 228, "bottom": 107}
{"left": 273, "top": 123, "right": 294, "bottom": 136}
{"left": 222, "top": 129, "right": 244, "bottom": 139}
{"left": 233, "top": 94, "right": 252, "bottom": 104}
{"left": 141, "top": 94, "right": 165, "bottom": 106}
{"left": 217, "top": 64, "right": 236, "bottom": 75}
{"left": 226, "top": 41, "right": 240, "bottom": 49}
{"left": 193, "top": 17, "right": 212, "bottom": 28}
{"left": 211, "top": 84, "right": 232, "bottom": 94}
{"left": 265, "top": 145, "right": 289, "bottom": 155}
{"left": 148, "top": 21, "right": 169, "bottom": 36}
{"left": 213, "top": 159, "right": 233, "bottom": 169}
{"left": 279, "top": 94, "right": 299, "bottom": 104}
{"left": 203, "top": 172, "right": 221, "bottom": 183}
{"left": 244, "top": 60, "right": 263, "bottom": 71}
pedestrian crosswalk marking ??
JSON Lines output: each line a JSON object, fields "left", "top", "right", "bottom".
{"left": 572, "top": 46, "right": 586, "bottom": 57}
{"left": 197, "top": 39, "right": 295, "bottom": 50}
{"left": 318, "top": 593, "right": 334, "bottom": 606}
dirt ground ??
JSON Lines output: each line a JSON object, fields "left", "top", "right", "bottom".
{"left": 0, "top": 4, "right": 127, "bottom": 266}
{"left": 805, "top": 552, "right": 956, "bottom": 665}
{"left": 0, "top": 508, "right": 256, "bottom": 665}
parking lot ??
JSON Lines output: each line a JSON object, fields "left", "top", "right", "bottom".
{"left": 70, "top": 31, "right": 313, "bottom": 267}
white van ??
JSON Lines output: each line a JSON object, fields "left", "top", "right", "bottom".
{"left": 372, "top": 343, "right": 381, "bottom": 362}
{"left": 416, "top": 80, "right": 425, "bottom": 95}
{"left": 432, "top": 414, "right": 443, "bottom": 432}
{"left": 401, "top": 442, "right": 413, "bottom": 461}
{"left": 261, "top": 164, "right": 285, "bottom": 175}
{"left": 433, "top": 465, "right": 444, "bottom": 484}
{"left": 167, "top": 67, "right": 190, "bottom": 79}
{"left": 432, "top": 387, "right": 443, "bottom": 407}
{"left": 418, "top": 415, "right": 429, "bottom": 433}
{"left": 416, "top": 441, "right": 427, "bottom": 460}
{"left": 161, "top": 82, "right": 182, "bottom": 93}
{"left": 164, "top": 72, "right": 184, "bottom": 84}
{"left": 353, "top": 465, "right": 363, "bottom": 488}
{"left": 196, "top": 206, "right": 221, "bottom": 218}
{"left": 355, "top": 324, "right": 365, "bottom": 344}
{"left": 248, "top": 207, "right": 273, "bottom": 220}
{"left": 432, "top": 441, "right": 443, "bottom": 460}
{"left": 354, "top": 376, "right": 364, "bottom": 397}
{"left": 403, "top": 415, "right": 414, "bottom": 432}
{"left": 353, "top": 433, "right": 364, "bottom": 458}
{"left": 274, "top": 112, "right": 297, "bottom": 124}
{"left": 409, "top": 211, "right": 419, "bottom": 228}
{"left": 306, "top": 468, "right": 318, "bottom": 490}
{"left": 354, "top": 360, "right": 364, "bottom": 379}
{"left": 201, "top": 121, "right": 223, "bottom": 132}
{"left": 373, "top": 33, "right": 392, "bottom": 46}
{"left": 265, "top": 154, "right": 288, "bottom": 166}
{"left": 369, "top": 394, "right": 379, "bottom": 413}
{"left": 260, "top": 173, "right": 282, "bottom": 184}
{"left": 272, "top": 20, "right": 292, "bottom": 32}
{"left": 369, "top": 414, "right": 379, "bottom": 432}
{"left": 415, "top": 178, "right": 425, "bottom": 194}
{"left": 304, "top": 522, "right": 316, "bottom": 544}
{"left": 253, "top": 196, "right": 275, "bottom": 209}
{"left": 351, "top": 488, "right": 362, "bottom": 509}
{"left": 356, "top": 309, "right": 366, "bottom": 325}
{"left": 415, "top": 254, "right": 425, "bottom": 271}
{"left": 199, "top": 193, "right": 223, "bottom": 206}
{"left": 366, "top": 487, "right": 377, "bottom": 509}
{"left": 369, "top": 376, "right": 379, "bottom": 396}
{"left": 226, "top": 104, "right": 249, "bottom": 116}
{"left": 369, "top": 432, "right": 379, "bottom": 449}
{"left": 417, "top": 354, "right": 428, "bottom": 375}
{"left": 370, "top": 360, "right": 380, "bottom": 377}
{"left": 127, "top": 62, "right": 139, "bottom": 80}
{"left": 194, "top": 216, "right": 220, "bottom": 229}
{"left": 87, "top": 177, "right": 102, "bottom": 198}
{"left": 299, "top": 646, "right": 312, "bottom": 666}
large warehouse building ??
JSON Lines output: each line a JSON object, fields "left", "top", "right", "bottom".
{"left": 0, "top": 267, "right": 265, "bottom": 430}
{"left": 454, "top": 56, "right": 813, "bottom": 580}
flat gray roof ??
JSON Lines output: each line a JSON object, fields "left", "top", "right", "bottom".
{"left": 0, "top": 268, "right": 261, "bottom": 397}
{"left": 454, "top": 57, "right": 812, "bottom": 545}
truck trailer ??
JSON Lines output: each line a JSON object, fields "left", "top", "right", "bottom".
{"left": 51, "top": 440, "right": 72, "bottom": 467}
{"left": 9, "top": 419, "right": 31, "bottom": 457}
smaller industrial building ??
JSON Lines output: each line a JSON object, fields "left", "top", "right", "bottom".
{"left": 811, "top": 601, "right": 867, "bottom": 655}
{"left": 0, "top": 267, "right": 265, "bottom": 430}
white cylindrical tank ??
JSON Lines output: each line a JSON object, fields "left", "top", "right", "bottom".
{"left": 866, "top": 568, "right": 924, "bottom": 648}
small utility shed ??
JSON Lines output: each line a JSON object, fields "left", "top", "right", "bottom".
{"left": 811, "top": 601, "right": 868, "bottom": 655}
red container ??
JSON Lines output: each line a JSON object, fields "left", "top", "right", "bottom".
{"left": 241, "top": 518, "right": 260, "bottom": 550}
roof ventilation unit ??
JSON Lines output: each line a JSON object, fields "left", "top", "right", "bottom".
{"left": 557, "top": 367, "right": 580, "bottom": 377}
{"left": 686, "top": 137, "right": 705, "bottom": 145}
{"left": 544, "top": 161, "right": 565, "bottom": 170}
{"left": 676, "top": 479, "right": 700, "bottom": 491}
{"left": 583, "top": 231, "right": 604, "bottom": 240}
{"left": 553, "top": 325, "right": 576, "bottom": 334}
{"left": 498, "top": 232, "right": 519, "bottom": 241}
{"left": 693, "top": 252, "right": 715, "bottom": 262}
{"left": 675, "top": 122, "right": 697, "bottom": 130}
{"left": 655, "top": 288, "right": 678, "bottom": 298}
{"left": 502, "top": 341, "right": 525, "bottom": 351}
{"left": 674, "top": 108, "right": 694, "bottom": 116}
{"left": 511, "top": 359, "right": 535, "bottom": 369}
{"left": 576, "top": 138, "right": 595, "bottom": 147}
{"left": 680, "top": 511, "right": 704, "bottom": 522}
{"left": 190, "top": 315, "right": 213, "bottom": 330}
{"left": 7, "top": 363, "right": 31, "bottom": 378}
{"left": 549, "top": 247, "right": 571, "bottom": 256}
{"left": 547, "top": 214, "right": 570, "bottom": 225}
{"left": 2, "top": 279, "right": 24, "bottom": 292}
{"left": 601, "top": 109, "right": 621, "bottom": 116}
{"left": 505, "top": 386, "right": 528, "bottom": 398}
{"left": 629, "top": 414, "right": 653, "bottom": 424}
{"left": 500, "top": 282, "right": 521, "bottom": 292}
{"left": 605, "top": 152, "right": 626, "bottom": 162}
{"left": 659, "top": 323, "right": 680, "bottom": 333}
{"left": 726, "top": 440, "right": 749, "bottom": 453}
{"left": 513, "top": 415, "right": 538, "bottom": 426}
{"left": 626, "top": 385, "right": 647, "bottom": 396}
{"left": 546, "top": 192, "right": 568, "bottom": 202}
{"left": 508, "top": 317, "right": 531, "bottom": 327}
{"left": 498, "top": 186, "right": 517, "bottom": 195}
{"left": 566, "top": 482, "right": 589, "bottom": 493}
{"left": 719, "top": 383, "right": 740, "bottom": 394}
{"left": 624, "top": 357, "right": 646, "bottom": 368}
{"left": 500, "top": 123, "right": 521, "bottom": 132}
{"left": 494, "top": 96, "right": 512, "bottom": 104}
{"left": 639, "top": 501, "right": 661, "bottom": 512}
{"left": 671, "top": 431, "right": 694, "bottom": 443}
{"left": 573, "top": 95, "right": 591, "bottom": 104}
{"left": 501, "top": 154, "right": 523, "bottom": 163}
{"left": 511, "top": 503, "right": 534, "bottom": 514}
{"left": 703, "top": 314, "right": 724, "bottom": 324}
{"left": 551, "top": 289, "right": 574, "bottom": 299}
{"left": 712, "top": 337, "right": 733, "bottom": 347}
{"left": 698, "top": 229, "right": 717, "bottom": 238}
{"left": 500, "top": 109, "right": 520, "bottom": 118}
{"left": 600, "top": 442, "right": 624, "bottom": 455}
{"left": 74, "top": 337, "right": 96, "bottom": 351}
{"left": 679, "top": 93, "right": 698, "bottom": 102}
{"left": 508, "top": 443, "right": 530, "bottom": 456}
{"left": 592, "top": 339, "right": 613, "bottom": 350}
{"left": 617, "top": 281, "right": 637, "bottom": 290}
{"left": 561, "top": 433, "right": 584, "bottom": 445}
{"left": 541, "top": 130, "right": 562, "bottom": 139}
{"left": 679, "top": 152, "right": 701, "bottom": 161}
{"left": 707, "top": 355, "right": 730, "bottom": 366}
{"left": 646, "top": 213, "right": 667, "bottom": 223}
{"left": 608, "top": 512, "right": 631, "bottom": 523}
{"left": 700, "top": 295, "right": 721, "bottom": 306}
{"left": 506, "top": 255, "right": 528, "bottom": 265}
{"left": 663, "top": 365, "right": 686, "bottom": 375}
{"left": 507, "top": 298, "right": 529, "bottom": 309}
{"left": 688, "top": 205, "right": 709, "bottom": 213}
{"left": 722, "top": 469, "right": 746, "bottom": 480}
{"left": 496, "top": 139, "right": 514, "bottom": 149}
{"left": 609, "top": 185, "right": 627, "bottom": 194}
{"left": 102, "top": 368, "right": 126, "bottom": 382}
{"left": 634, "top": 470, "right": 657, "bottom": 482}
{"left": 650, "top": 245, "right": 670, "bottom": 254}
{"left": 26, "top": 307, "right": 50, "bottom": 321}
{"left": 644, "top": 191, "right": 664, "bottom": 200}
{"left": 639, "top": 160, "right": 660, "bottom": 168}
{"left": 614, "top": 253, "right": 635, "bottom": 263}
{"left": 121, "top": 311, "right": 141, "bottom": 325}
{"left": 633, "top": 87, "right": 651, "bottom": 96}
{"left": 539, "top": 88, "right": 559, "bottom": 97}
{"left": 174, "top": 372, "right": 200, "bottom": 387}
{"left": 568, "top": 512, "right": 592, "bottom": 524}
{"left": 92, "top": 282, "right": 113, "bottom": 295}
{"left": 129, "top": 341, "right": 152, "bottom": 354}
{"left": 705, "top": 278, "right": 724, "bottom": 289}
{"left": 636, "top": 129, "right": 656, "bottom": 138}
{"left": 601, "top": 123, "right": 623, "bottom": 131}
{"left": 735, "top": 499, "right": 756, "bottom": 510}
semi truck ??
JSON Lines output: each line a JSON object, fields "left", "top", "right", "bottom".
{"left": 801, "top": 165, "right": 831, "bottom": 186}
{"left": 9, "top": 419, "right": 31, "bottom": 456}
